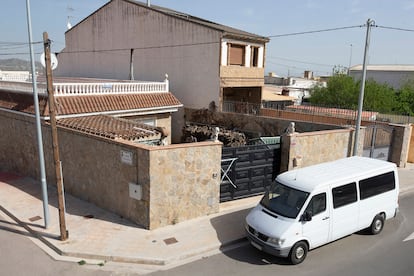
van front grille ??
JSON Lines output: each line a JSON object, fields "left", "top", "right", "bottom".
{"left": 248, "top": 225, "right": 269, "bottom": 242}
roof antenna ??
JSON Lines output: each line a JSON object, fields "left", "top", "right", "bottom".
{"left": 67, "top": 5, "right": 74, "bottom": 30}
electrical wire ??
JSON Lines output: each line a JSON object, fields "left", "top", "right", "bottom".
{"left": 268, "top": 25, "right": 364, "bottom": 38}
{"left": 58, "top": 41, "right": 220, "bottom": 55}
{"left": 376, "top": 25, "right": 414, "bottom": 32}
{"left": 267, "top": 56, "right": 333, "bottom": 68}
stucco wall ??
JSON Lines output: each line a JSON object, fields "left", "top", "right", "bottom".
{"left": 220, "top": 66, "right": 265, "bottom": 87}
{"left": 56, "top": 0, "right": 222, "bottom": 110}
{"left": 0, "top": 110, "right": 221, "bottom": 229}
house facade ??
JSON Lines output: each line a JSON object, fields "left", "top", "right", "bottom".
{"left": 0, "top": 76, "right": 182, "bottom": 145}
{"left": 55, "top": 0, "right": 269, "bottom": 141}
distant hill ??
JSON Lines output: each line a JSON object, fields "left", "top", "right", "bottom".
{"left": 0, "top": 58, "right": 42, "bottom": 71}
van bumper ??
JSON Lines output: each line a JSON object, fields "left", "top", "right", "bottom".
{"left": 246, "top": 229, "right": 291, "bottom": 257}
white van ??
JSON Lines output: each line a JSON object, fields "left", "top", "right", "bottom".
{"left": 245, "top": 156, "right": 399, "bottom": 264}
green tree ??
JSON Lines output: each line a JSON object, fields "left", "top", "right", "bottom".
{"left": 310, "top": 74, "right": 359, "bottom": 108}
{"left": 362, "top": 79, "right": 396, "bottom": 113}
{"left": 395, "top": 80, "right": 414, "bottom": 115}
{"left": 310, "top": 75, "right": 397, "bottom": 113}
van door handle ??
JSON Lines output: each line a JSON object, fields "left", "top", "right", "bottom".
{"left": 322, "top": 217, "right": 330, "bottom": 220}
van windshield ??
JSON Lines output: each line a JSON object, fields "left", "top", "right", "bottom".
{"left": 260, "top": 181, "right": 309, "bottom": 219}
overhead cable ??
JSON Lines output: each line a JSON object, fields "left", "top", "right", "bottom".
{"left": 268, "top": 25, "right": 364, "bottom": 38}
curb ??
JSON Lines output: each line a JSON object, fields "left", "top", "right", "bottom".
{"left": 0, "top": 204, "right": 248, "bottom": 267}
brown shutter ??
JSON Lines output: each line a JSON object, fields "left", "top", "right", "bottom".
{"left": 229, "top": 44, "right": 244, "bottom": 66}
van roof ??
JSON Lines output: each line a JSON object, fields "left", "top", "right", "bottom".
{"left": 276, "top": 156, "right": 397, "bottom": 192}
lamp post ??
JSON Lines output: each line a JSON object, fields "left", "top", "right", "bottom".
{"left": 25, "top": 0, "right": 50, "bottom": 228}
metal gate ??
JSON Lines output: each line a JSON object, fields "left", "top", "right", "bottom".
{"left": 363, "top": 123, "right": 394, "bottom": 161}
{"left": 220, "top": 142, "right": 281, "bottom": 202}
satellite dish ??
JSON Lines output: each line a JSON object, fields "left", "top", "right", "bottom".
{"left": 40, "top": 52, "right": 58, "bottom": 70}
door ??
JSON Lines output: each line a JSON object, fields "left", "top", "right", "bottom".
{"left": 302, "top": 192, "right": 330, "bottom": 248}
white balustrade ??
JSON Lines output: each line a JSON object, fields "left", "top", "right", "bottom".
{"left": 0, "top": 75, "right": 170, "bottom": 96}
{"left": 53, "top": 80, "right": 169, "bottom": 96}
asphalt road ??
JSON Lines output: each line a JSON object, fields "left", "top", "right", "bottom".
{"left": 1, "top": 193, "right": 413, "bottom": 276}
{"left": 149, "top": 193, "right": 414, "bottom": 276}
{"left": 0, "top": 215, "right": 112, "bottom": 276}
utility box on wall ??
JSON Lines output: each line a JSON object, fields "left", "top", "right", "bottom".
{"left": 129, "top": 183, "right": 142, "bottom": 200}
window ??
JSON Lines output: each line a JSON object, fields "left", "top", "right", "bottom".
{"left": 251, "top": 47, "right": 259, "bottom": 67}
{"left": 332, "top": 183, "right": 357, "bottom": 209}
{"left": 228, "top": 44, "right": 245, "bottom": 66}
{"left": 134, "top": 118, "right": 156, "bottom": 126}
{"left": 260, "top": 181, "right": 309, "bottom": 219}
{"left": 359, "top": 171, "right": 395, "bottom": 200}
{"left": 305, "top": 193, "right": 326, "bottom": 216}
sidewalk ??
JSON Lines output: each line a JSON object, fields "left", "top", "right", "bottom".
{"left": 0, "top": 163, "right": 413, "bottom": 271}
{"left": 0, "top": 172, "right": 259, "bottom": 269}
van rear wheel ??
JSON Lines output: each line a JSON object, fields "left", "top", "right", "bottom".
{"left": 370, "top": 214, "right": 385, "bottom": 235}
{"left": 289, "top": 241, "right": 308, "bottom": 265}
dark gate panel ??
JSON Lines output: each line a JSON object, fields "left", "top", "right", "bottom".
{"left": 220, "top": 143, "right": 281, "bottom": 202}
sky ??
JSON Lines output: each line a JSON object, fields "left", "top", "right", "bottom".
{"left": 1, "top": 0, "right": 414, "bottom": 77}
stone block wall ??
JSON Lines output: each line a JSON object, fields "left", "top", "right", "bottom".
{"left": 147, "top": 142, "right": 222, "bottom": 229}
{"left": 280, "top": 128, "right": 359, "bottom": 172}
{"left": 408, "top": 125, "right": 414, "bottom": 163}
{"left": 389, "top": 123, "right": 412, "bottom": 167}
{"left": 0, "top": 110, "right": 222, "bottom": 229}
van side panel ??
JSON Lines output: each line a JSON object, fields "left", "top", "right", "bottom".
{"left": 330, "top": 182, "right": 359, "bottom": 241}
{"left": 358, "top": 170, "right": 399, "bottom": 229}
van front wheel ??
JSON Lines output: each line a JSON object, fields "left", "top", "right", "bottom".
{"left": 289, "top": 241, "right": 308, "bottom": 265}
{"left": 370, "top": 214, "right": 385, "bottom": 235}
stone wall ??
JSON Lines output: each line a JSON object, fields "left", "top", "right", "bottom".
{"left": 389, "top": 123, "right": 412, "bottom": 167}
{"left": 148, "top": 142, "right": 221, "bottom": 229}
{"left": 408, "top": 125, "right": 414, "bottom": 163}
{"left": 280, "top": 128, "right": 361, "bottom": 172}
{"left": 0, "top": 110, "right": 221, "bottom": 229}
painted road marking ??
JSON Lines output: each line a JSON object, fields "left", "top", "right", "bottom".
{"left": 403, "top": 232, "right": 414, "bottom": 242}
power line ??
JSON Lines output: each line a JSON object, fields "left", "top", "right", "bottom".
{"left": 58, "top": 41, "right": 220, "bottom": 55}
{"left": 376, "top": 25, "right": 414, "bottom": 33}
{"left": 267, "top": 56, "right": 333, "bottom": 68}
{"left": 268, "top": 25, "right": 364, "bottom": 38}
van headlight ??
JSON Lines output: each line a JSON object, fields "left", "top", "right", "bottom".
{"left": 267, "top": 237, "right": 285, "bottom": 246}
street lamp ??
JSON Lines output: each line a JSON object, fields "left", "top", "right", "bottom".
{"left": 25, "top": 0, "right": 50, "bottom": 228}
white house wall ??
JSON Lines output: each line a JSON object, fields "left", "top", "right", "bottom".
{"left": 56, "top": 0, "right": 222, "bottom": 109}
{"left": 350, "top": 70, "right": 414, "bottom": 89}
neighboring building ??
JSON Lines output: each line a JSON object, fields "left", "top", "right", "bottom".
{"left": 264, "top": 72, "right": 326, "bottom": 105}
{"left": 349, "top": 64, "right": 414, "bottom": 89}
{"left": 55, "top": 0, "right": 269, "bottom": 140}
{"left": 261, "top": 84, "right": 295, "bottom": 109}
{"left": 0, "top": 76, "right": 182, "bottom": 145}
{"left": 0, "top": 70, "right": 32, "bottom": 82}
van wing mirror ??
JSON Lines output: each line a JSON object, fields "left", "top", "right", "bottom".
{"left": 301, "top": 210, "right": 312, "bottom": 222}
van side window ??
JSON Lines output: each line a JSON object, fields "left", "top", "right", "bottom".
{"left": 305, "top": 193, "right": 326, "bottom": 216}
{"left": 359, "top": 171, "right": 395, "bottom": 200}
{"left": 332, "top": 183, "right": 357, "bottom": 209}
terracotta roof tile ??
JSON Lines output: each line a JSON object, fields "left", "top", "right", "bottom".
{"left": 0, "top": 90, "right": 182, "bottom": 117}
{"left": 58, "top": 115, "right": 161, "bottom": 141}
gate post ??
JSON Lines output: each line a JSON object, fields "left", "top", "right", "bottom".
{"left": 389, "top": 124, "right": 411, "bottom": 167}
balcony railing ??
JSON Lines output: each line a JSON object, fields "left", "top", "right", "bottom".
{"left": 222, "top": 101, "right": 261, "bottom": 115}
{"left": 54, "top": 80, "right": 169, "bottom": 96}
{"left": 0, "top": 76, "right": 169, "bottom": 96}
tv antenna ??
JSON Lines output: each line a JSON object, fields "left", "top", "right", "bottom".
{"left": 67, "top": 5, "right": 75, "bottom": 30}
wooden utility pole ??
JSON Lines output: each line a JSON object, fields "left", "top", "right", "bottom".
{"left": 43, "top": 32, "right": 68, "bottom": 241}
